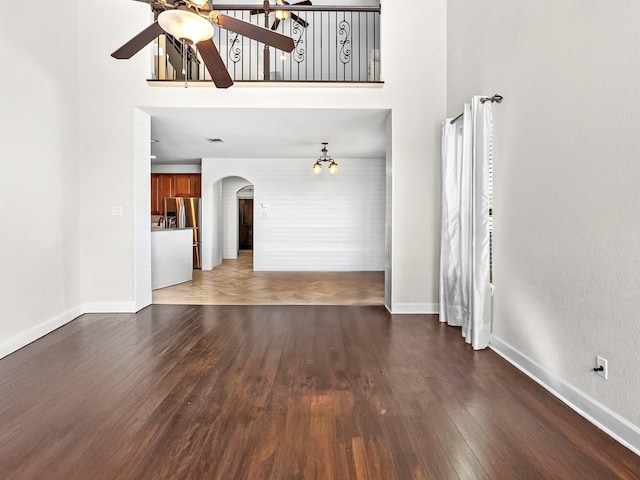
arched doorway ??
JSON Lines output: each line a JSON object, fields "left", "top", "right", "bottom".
{"left": 205, "top": 176, "right": 254, "bottom": 270}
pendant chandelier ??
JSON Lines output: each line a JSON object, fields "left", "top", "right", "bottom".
{"left": 312, "top": 142, "right": 338, "bottom": 174}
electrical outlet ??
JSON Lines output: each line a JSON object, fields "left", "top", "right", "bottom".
{"left": 596, "top": 356, "right": 608, "bottom": 379}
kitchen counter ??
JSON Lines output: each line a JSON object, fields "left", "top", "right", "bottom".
{"left": 151, "top": 228, "right": 193, "bottom": 290}
{"left": 151, "top": 226, "right": 194, "bottom": 231}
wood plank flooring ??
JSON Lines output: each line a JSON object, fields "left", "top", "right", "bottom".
{"left": 152, "top": 251, "right": 384, "bottom": 305}
{"left": 0, "top": 305, "right": 638, "bottom": 479}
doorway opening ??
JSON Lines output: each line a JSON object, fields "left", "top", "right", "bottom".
{"left": 238, "top": 186, "right": 254, "bottom": 251}
{"left": 136, "top": 107, "right": 393, "bottom": 309}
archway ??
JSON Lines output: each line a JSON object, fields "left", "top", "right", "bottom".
{"left": 202, "top": 175, "right": 254, "bottom": 270}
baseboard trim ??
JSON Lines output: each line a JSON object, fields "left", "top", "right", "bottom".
{"left": 0, "top": 302, "right": 140, "bottom": 360}
{"left": 490, "top": 334, "right": 640, "bottom": 456}
{"left": 0, "top": 305, "right": 83, "bottom": 360}
{"left": 81, "top": 302, "right": 137, "bottom": 314}
{"left": 389, "top": 303, "right": 439, "bottom": 315}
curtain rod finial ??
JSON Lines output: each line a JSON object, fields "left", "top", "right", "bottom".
{"left": 481, "top": 94, "right": 504, "bottom": 104}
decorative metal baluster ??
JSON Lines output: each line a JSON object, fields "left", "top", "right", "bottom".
{"left": 229, "top": 34, "right": 242, "bottom": 64}
{"left": 338, "top": 17, "right": 352, "bottom": 82}
{"left": 292, "top": 22, "right": 306, "bottom": 65}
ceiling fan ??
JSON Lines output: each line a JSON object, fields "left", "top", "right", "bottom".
{"left": 251, "top": 0, "right": 312, "bottom": 31}
{"left": 111, "top": 0, "right": 296, "bottom": 88}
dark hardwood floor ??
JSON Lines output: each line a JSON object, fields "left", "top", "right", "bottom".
{"left": 0, "top": 305, "right": 638, "bottom": 479}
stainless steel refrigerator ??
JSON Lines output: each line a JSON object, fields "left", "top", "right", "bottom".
{"left": 164, "top": 197, "right": 201, "bottom": 269}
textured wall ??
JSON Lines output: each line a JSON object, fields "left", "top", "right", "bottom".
{"left": 202, "top": 158, "right": 385, "bottom": 271}
{"left": 448, "top": 0, "right": 640, "bottom": 427}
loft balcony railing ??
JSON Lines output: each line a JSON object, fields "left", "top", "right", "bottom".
{"left": 149, "top": 4, "right": 381, "bottom": 85}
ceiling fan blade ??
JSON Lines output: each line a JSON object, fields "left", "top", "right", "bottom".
{"left": 284, "top": 0, "right": 311, "bottom": 28}
{"left": 289, "top": 13, "right": 309, "bottom": 28}
{"left": 211, "top": 13, "right": 295, "bottom": 52}
{"left": 196, "top": 39, "right": 233, "bottom": 88}
{"left": 271, "top": 18, "right": 281, "bottom": 31}
{"left": 111, "top": 21, "right": 164, "bottom": 59}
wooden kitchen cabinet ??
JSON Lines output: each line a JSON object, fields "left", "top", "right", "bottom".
{"left": 151, "top": 175, "right": 172, "bottom": 215}
{"left": 151, "top": 174, "right": 201, "bottom": 215}
{"left": 173, "top": 174, "right": 198, "bottom": 197}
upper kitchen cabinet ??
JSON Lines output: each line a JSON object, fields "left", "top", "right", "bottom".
{"left": 173, "top": 174, "right": 201, "bottom": 197}
{"left": 151, "top": 175, "right": 172, "bottom": 216}
{"left": 151, "top": 174, "right": 201, "bottom": 215}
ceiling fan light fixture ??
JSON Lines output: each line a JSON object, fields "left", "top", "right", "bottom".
{"left": 185, "top": 0, "right": 209, "bottom": 7}
{"left": 275, "top": 10, "right": 291, "bottom": 20}
{"left": 158, "top": 10, "right": 214, "bottom": 45}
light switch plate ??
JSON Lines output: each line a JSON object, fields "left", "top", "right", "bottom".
{"left": 112, "top": 206, "right": 123, "bottom": 216}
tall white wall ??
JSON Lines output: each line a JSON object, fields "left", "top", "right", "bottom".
{"left": 448, "top": 0, "right": 640, "bottom": 433}
{"left": 0, "top": 2, "right": 81, "bottom": 357}
{"left": 76, "top": 0, "right": 447, "bottom": 312}
{"left": 384, "top": 115, "right": 393, "bottom": 306}
{"left": 202, "top": 158, "right": 385, "bottom": 271}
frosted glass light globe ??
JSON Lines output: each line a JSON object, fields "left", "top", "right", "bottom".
{"left": 158, "top": 10, "right": 214, "bottom": 44}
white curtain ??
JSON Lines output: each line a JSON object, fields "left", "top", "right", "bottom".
{"left": 440, "top": 96, "right": 493, "bottom": 350}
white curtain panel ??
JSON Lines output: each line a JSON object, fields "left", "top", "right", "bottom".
{"left": 440, "top": 96, "right": 493, "bottom": 350}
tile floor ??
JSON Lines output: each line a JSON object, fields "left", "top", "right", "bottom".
{"left": 152, "top": 250, "right": 385, "bottom": 305}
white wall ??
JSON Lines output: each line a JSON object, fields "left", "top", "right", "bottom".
{"left": 384, "top": 115, "right": 393, "bottom": 307}
{"left": 151, "top": 164, "right": 201, "bottom": 174}
{"left": 202, "top": 158, "right": 385, "bottom": 271}
{"left": 206, "top": 179, "right": 224, "bottom": 270}
{"left": 0, "top": 2, "right": 81, "bottom": 357}
{"left": 448, "top": 0, "right": 640, "bottom": 437}
{"left": 76, "top": 0, "right": 447, "bottom": 313}
{"left": 132, "top": 110, "right": 152, "bottom": 311}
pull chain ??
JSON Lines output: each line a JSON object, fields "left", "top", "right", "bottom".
{"left": 182, "top": 41, "right": 188, "bottom": 88}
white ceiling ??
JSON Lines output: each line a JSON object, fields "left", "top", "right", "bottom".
{"left": 146, "top": 107, "right": 390, "bottom": 164}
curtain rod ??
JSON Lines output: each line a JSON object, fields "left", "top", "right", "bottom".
{"left": 449, "top": 94, "right": 503, "bottom": 124}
